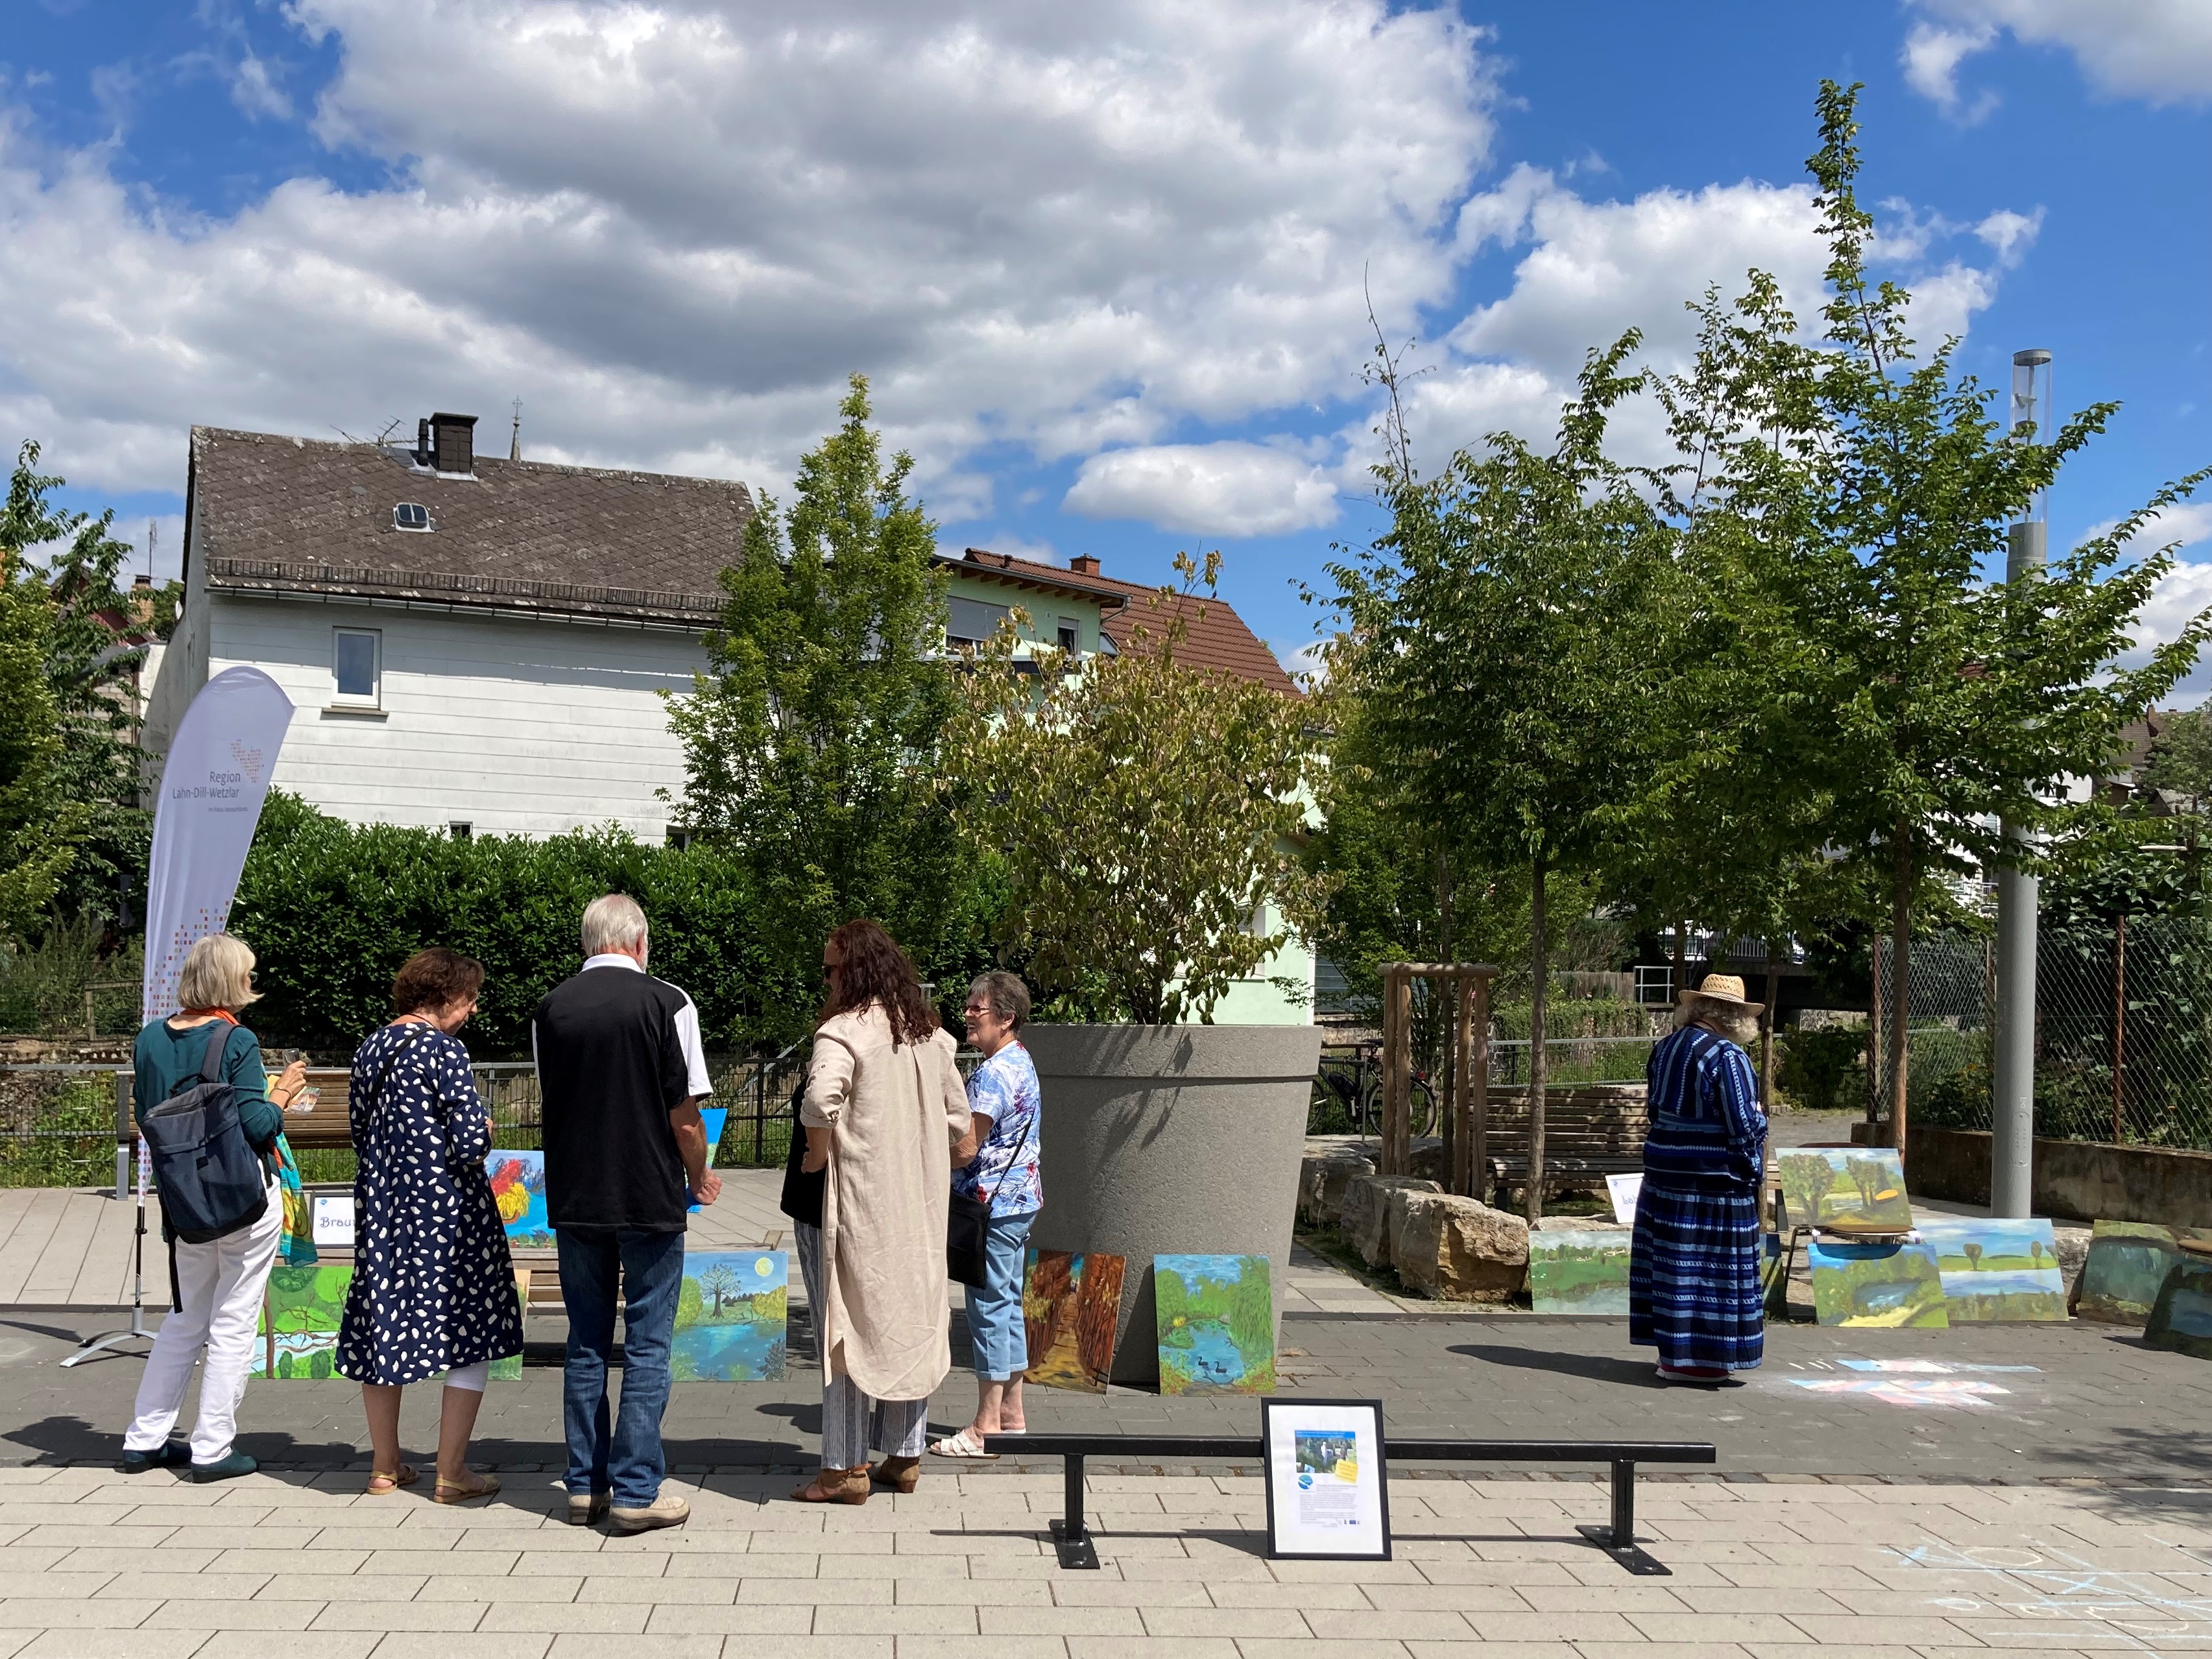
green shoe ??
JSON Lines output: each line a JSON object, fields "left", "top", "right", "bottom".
{"left": 118, "top": 1441, "right": 190, "bottom": 1474}
{"left": 189, "top": 1451, "right": 258, "bottom": 1483}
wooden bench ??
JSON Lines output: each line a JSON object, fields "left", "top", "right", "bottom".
{"left": 1476, "top": 1085, "right": 1646, "bottom": 1205}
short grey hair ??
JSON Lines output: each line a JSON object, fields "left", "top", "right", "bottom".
{"left": 581, "top": 894, "right": 649, "bottom": 957}
{"left": 176, "top": 933, "right": 259, "bottom": 1013}
{"left": 967, "top": 970, "right": 1031, "bottom": 1029}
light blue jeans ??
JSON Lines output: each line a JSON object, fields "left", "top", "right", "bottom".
{"left": 967, "top": 1210, "right": 1037, "bottom": 1382}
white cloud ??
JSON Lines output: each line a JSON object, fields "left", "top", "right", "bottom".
{"left": 0, "top": 0, "right": 1500, "bottom": 506}
{"left": 943, "top": 531, "right": 1059, "bottom": 567}
{"left": 1902, "top": 23, "right": 2001, "bottom": 121}
{"left": 1064, "top": 442, "right": 1339, "bottom": 536}
{"left": 1273, "top": 638, "right": 1329, "bottom": 686}
{"left": 1906, "top": 1, "right": 2212, "bottom": 108}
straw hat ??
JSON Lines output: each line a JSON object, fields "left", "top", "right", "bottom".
{"left": 1682, "top": 972, "right": 1764, "bottom": 1016}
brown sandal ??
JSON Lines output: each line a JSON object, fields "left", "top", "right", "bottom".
{"left": 791, "top": 1464, "right": 870, "bottom": 1505}
{"left": 366, "top": 1464, "right": 418, "bottom": 1495}
{"left": 870, "top": 1455, "right": 920, "bottom": 1494}
{"left": 433, "top": 1471, "right": 500, "bottom": 1505}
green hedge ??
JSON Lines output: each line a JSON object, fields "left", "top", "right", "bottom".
{"left": 229, "top": 794, "right": 786, "bottom": 1059}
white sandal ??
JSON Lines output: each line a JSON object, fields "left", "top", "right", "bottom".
{"left": 928, "top": 1427, "right": 1000, "bottom": 1459}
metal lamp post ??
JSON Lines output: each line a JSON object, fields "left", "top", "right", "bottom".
{"left": 1991, "top": 347, "right": 2051, "bottom": 1219}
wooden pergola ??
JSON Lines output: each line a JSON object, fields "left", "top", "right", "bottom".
{"left": 1376, "top": 961, "right": 1500, "bottom": 1197}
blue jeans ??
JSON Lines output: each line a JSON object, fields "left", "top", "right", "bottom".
{"left": 556, "top": 1228, "right": 685, "bottom": 1507}
{"left": 967, "top": 1210, "right": 1037, "bottom": 1381}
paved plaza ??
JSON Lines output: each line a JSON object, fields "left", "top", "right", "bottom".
{"left": 4, "top": 1174, "right": 2212, "bottom": 1653}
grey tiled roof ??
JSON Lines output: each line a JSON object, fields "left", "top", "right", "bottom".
{"left": 188, "top": 426, "right": 753, "bottom": 624}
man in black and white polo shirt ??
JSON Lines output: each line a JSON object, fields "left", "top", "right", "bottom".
{"left": 534, "top": 893, "right": 719, "bottom": 1534}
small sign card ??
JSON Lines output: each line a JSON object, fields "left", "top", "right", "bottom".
{"left": 311, "top": 1195, "right": 355, "bottom": 1249}
{"left": 1261, "top": 1398, "right": 1390, "bottom": 1560}
{"left": 1606, "top": 1172, "right": 1643, "bottom": 1224}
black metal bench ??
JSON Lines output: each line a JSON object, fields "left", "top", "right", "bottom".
{"left": 983, "top": 1433, "right": 1716, "bottom": 1576}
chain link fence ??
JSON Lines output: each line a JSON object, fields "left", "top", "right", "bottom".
{"left": 1879, "top": 918, "right": 2212, "bottom": 1151}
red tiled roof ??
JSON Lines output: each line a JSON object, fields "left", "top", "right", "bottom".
{"left": 959, "top": 549, "right": 1300, "bottom": 697}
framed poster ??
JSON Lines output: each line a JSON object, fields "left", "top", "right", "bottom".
{"left": 1261, "top": 1398, "right": 1390, "bottom": 1560}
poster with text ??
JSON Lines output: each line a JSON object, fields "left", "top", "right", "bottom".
{"left": 1262, "top": 1398, "right": 1389, "bottom": 1560}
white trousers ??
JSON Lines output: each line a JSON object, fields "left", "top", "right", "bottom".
{"left": 123, "top": 1189, "right": 282, "bottom": 1464}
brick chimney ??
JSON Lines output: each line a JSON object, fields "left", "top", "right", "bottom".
{"left": 1068, "top": 553, "right": 1101, "bottom": 576}
{"left": 429, "top": 412, "right": 478, "bottom": 475}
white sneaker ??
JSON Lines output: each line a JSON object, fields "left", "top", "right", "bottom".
{"left": 608, "top": 1490, "right": 690, "bottom": 1533}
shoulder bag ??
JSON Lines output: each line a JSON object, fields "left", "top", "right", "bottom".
{"left": 141, "top": 1022, "right": 269, "bottom": 1244}
{"left": 946, "top": 1077, "right": 1033, "bottom": 1289}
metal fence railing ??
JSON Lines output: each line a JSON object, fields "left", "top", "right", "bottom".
{"left": 1879, "top": 919, "right": 2212, "bottom": 1151}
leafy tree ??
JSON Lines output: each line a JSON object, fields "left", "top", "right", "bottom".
{"left": 0, "top": 525, "right": 80, "bottom": 942}
{"left": 1323, "top": 343, "right": 1675, "bottom": 1218}
{"left": 951, "top": 555, "right": 1321, "bottom": 1025}
{"left": 1777, "top": 1152, "right": 1834, "bottom": 1228}
{"left": 664, "top": 376, "right": 985, "bottom": 1040}
{"left": 1661, "top": 84, "right": 2209, "bottom": 1153}
{"left": 0, "top": 443, "right": 170, "bottom": 925}
{"left": 2144, "top": 709, "right": 2212, "bottom": 828}
{"left": 699, "top": 1263, "right": 740, "bottom": 1315}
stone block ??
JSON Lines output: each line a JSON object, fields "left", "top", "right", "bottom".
{"left": 1338, "top": 1174, "right": 1441, "bottom": 1268}
{"left": 1297, "top": 1147, "right": 1376, "bottom": 1228}
{"left": 1391, "top": 1191, "right": 1530, "bottom": 1301}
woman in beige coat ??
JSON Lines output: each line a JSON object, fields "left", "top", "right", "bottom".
{"left": 793, "top": 919, "right": 972, "bottom": 1504}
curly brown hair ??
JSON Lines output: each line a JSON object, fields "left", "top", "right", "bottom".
{"left": 820, "top": 919, "right": 939, "bottom": 1047}
{"left": 391, "top": 948, "right": 486, "bottom": 1017}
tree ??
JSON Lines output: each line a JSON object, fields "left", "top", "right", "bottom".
{"left": 950, "top": 554, "right": 1321, "bottom": 1025}
{"left": 664, "top": 376, "right": 986, "bottom": 1040}
{"left": 0, "top": 525, "right": 80, "bottom": 943}
{"left": 1777, "top": 1152, "right": 1834, "bottom": 1228}
{"left": 2145, "top": 710, "right": 2212, "bottom": 829}
{"left": 1963, "top": 1241, "right": 1983, "bottom": 1271}
{"left": 1323, "top": 342, "right": 1676, "bottom": 1219}
{"left": 1668, "top": 84, "right": 2209, "bottom": 1157}
{"left": 699, "top": 1263, "right": 740, "bottom": 1316}
{"left": 0, "top": 443, "right": 169, "bottom": 925}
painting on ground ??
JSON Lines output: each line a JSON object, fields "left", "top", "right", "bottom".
{"left": 486, "top": 1151, "right": 553, "bottom": 1248}
{"left": 1021, "top": 1248, "right": 1124, "bottom": 1392}
{"left": 1155, "top": 1254, "right": 1275, "bottom": 1395}
{"left": 2075, "top": 1221, "right": 2183, "bottom": 1325}
{"left": 1917, "top": 1218, "right": 2066, "bottom": 1322}
{"left": 254, "top": 1263, "right": 350, "bottom": 1378}
{"left": 1775, "top": 1148, "right": 1913, "bottom": 1234}
{"left": 1808, "top": 1238, "right": 1949, "bottom": 1328}
{"left": 1528, "top": 1230, "right": 1632, "bottom": 1315}
{"left": 672, "top": 1250, "right": 787, "bottom": 1381}
{"left": 2145, "top": 1253, "right": 2212, "bottom": 1361}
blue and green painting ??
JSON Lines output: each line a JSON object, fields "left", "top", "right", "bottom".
{"left": 486, "top": 1151, "right": 553, "bottom": 1247}
{"left": 1154, "top": 1254, "right": 1274, "bottom": 1395}
{"left": 672, "top": 1249, "right": 787, "bottom": 1381}
{"left": 2145, "top": 1253, "right": 2212, "bottom": 1361}
{"left": 2076, "top": 1221, "right": 2185, "bottom": 1326}
{"left": 1808, "top": 1238, "right": 1949, "bottom": 1328}
{"left": 253, "top": 1263, "right": 349, "bottom": 1379}
{"left": 1916, "top": 1218, "right": 2065, "bottom": 1322}
{"left": 1528, "top": 1230, "right": 1633, "bottom": 1315}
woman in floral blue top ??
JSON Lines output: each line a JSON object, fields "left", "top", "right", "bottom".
{"left": 931, "top": 972, "right": 1041, "bottom": 1459}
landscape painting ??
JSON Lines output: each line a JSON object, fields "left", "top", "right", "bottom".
{"left": 1775, "top": 1149, "right": 1914, "bottom": 1234}
{"left": 1021, "top": 1248, "right": 1124, "bottom": 1392}
{"left": 2145, "top": 1254, "right": 2212, "bottom": 1361}
{"left": 1808, "top": 1238, "right": 1949, "bottom": 1328}
{"left": 2075, "top": 1221, "right": 2183, "bottom": 1326}
{"left": 254, "top": 1263, "right": 351, "bottom": 1378}
{"left": 1917, "top": 1218, "right": 2067, "bottom": 1322}
{"left": 486, "top": 1151, "right": 554, "bottom": 1248}
{"left": 672, "top": 1250, "right": 787, "bottom": 1381}
{"left": 1155, "top": 1253, "right": 1275, "bottom": 1395}
{"left": 1528, "top": 1230, "right": 1633, "bottom": 1315}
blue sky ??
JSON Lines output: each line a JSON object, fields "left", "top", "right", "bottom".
{"left": 5, "top": 1, "right": 2207, "bottom": 683}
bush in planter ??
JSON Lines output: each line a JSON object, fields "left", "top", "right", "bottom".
{"left": 950, "top": 552, "right": 1321, "bottom": 1025}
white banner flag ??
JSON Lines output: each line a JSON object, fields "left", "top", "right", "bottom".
{"left": 141, "top": 666, "right": 296, "bottom": 1023}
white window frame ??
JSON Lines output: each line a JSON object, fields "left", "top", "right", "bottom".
{"left": 333, "top": 627, "right": 382, "bottom": 707}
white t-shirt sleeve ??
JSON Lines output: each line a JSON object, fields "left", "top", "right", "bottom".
{"left": 674, "top": 993, "right": 711, "bottom": 1101}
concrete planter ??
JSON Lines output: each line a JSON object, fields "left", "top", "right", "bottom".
{"left": 1025, "top": 1022, "right": 1324, "bottom": 1386}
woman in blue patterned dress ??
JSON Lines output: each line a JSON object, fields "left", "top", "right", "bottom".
{"left": 930, "top": 972, "right": 1042, "bottom": 1461}
{"left": 1629, "top": 972, "right": 1767, "bottom": 1383}
{"left": 337, "top": 948, "right": 523, "bottom": 1500}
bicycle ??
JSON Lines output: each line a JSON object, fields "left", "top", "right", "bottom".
{"left": 1310, "top": 1042, "right": 1440, "bottom": 1140}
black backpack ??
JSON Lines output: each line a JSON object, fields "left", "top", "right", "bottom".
{"left": 141, "top": 1023, "right": 270, "bottom": 1244}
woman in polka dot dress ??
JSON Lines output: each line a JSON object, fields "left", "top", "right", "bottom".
{"left": 337, "top": 948, "right": 523, "bottom": 1502}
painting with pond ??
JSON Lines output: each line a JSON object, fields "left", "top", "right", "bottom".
{"left": 1809, "top": 1238, "right": 1949, "bottom": 1328}
{"left": 1021, "top": 1248, "right": 1124, "bottom": 1392}
{"left": 1916, "top": 1218, "right": 2065, "bottom": 1322}
{"left": 1775, "top": 1149, "right": 1913, "bottom": 1234}
{"left": 671, "top": 1250, "right": 787, "bottom": 1381}
{"left": 1155, "top": 1254, "right": 1275, "bottom": 1395}
{"left": 2145, "top": 1253, "right": 2212, "bottom": 1361}
{"left": 2076, "top": 1221, "right": 2187, "bottom": 1326}
{"left": 1528, "top": 1230, "right": 1632, "bottom": 1315}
